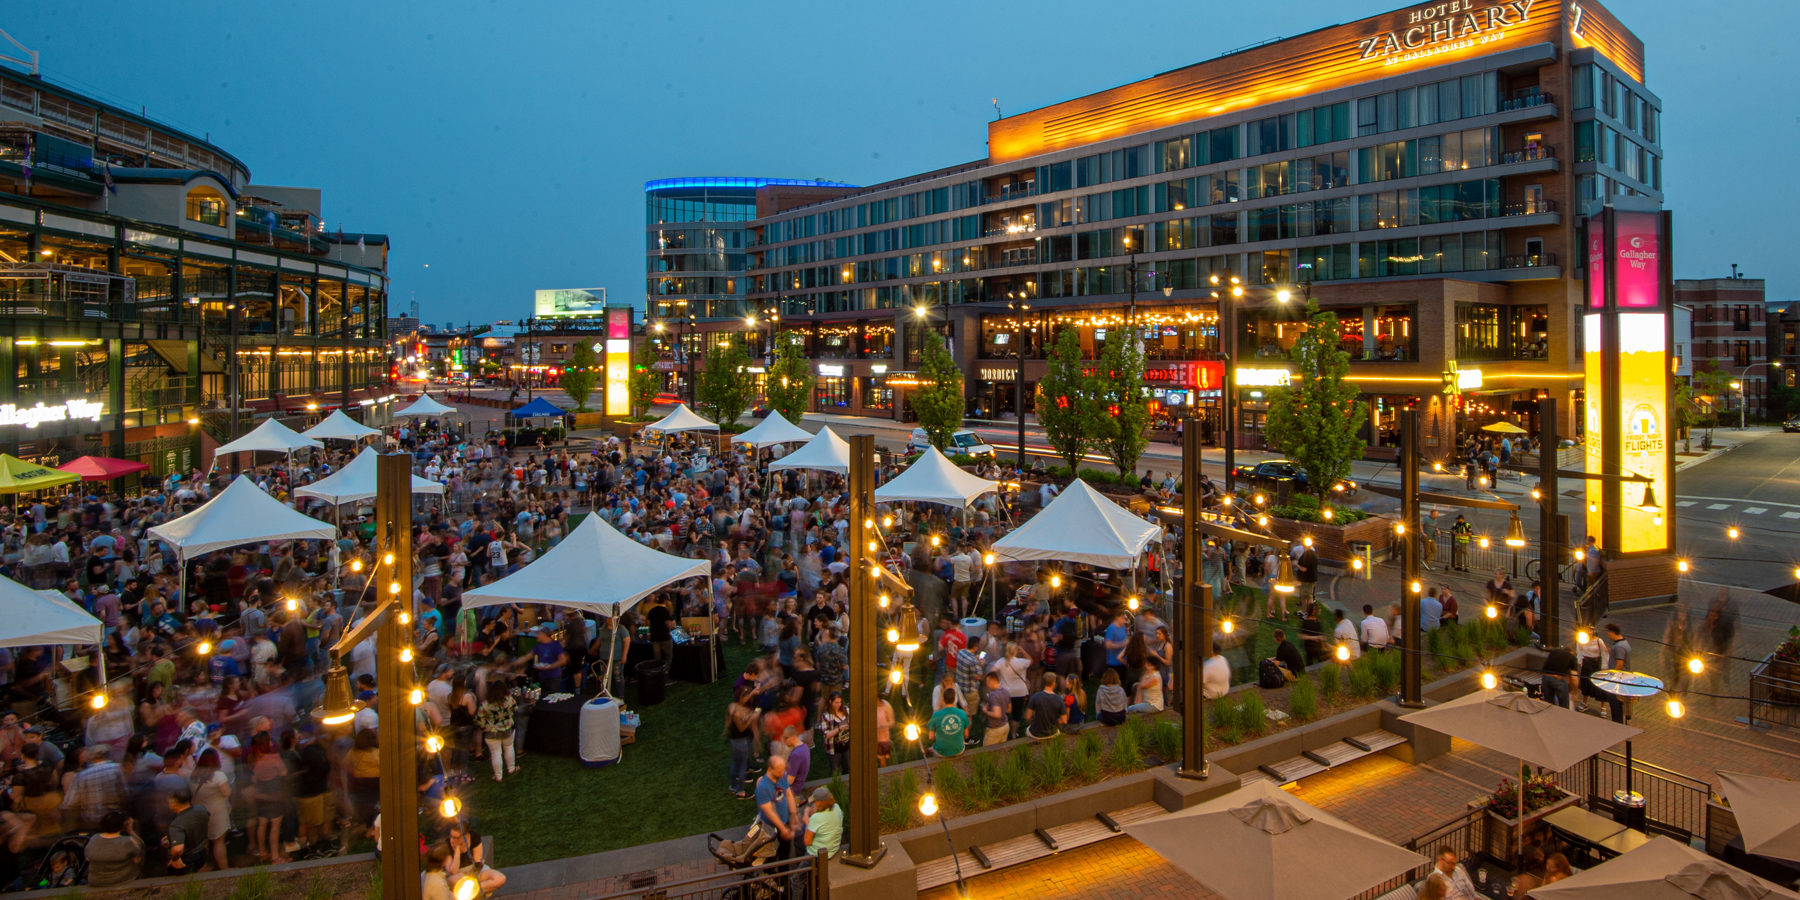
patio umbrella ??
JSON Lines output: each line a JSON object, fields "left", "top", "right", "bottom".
{"left": 1717, "top": 772, "right": 1800, "bottom": 865}
{"left": 1529, "top": 835, "right": 1800, "bottom": 899}
{"left": 56, "top": 456, "right": 149, "bottom": 482}
{"left": 1482, "top": 421, "right": 1530, "bottom": 434}
{"left": 0, "top": 454, "right": 80, "bottom": 494}
{"left": 1124, "top": 779, "right": 1425, "bottom": 900}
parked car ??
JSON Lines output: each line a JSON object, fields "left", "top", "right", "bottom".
{"left": 1230, "top": 459, "right": 1357, "bottom": 495}
{"left": 907, "top": 427, "right": 995, "bottom": 458}
{"left": 1784, "top": 416, "right": 1800, "bottom": 434}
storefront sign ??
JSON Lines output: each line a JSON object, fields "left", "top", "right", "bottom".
{"left": 1458, "top": 367, "right": 1483, "bottom": 391}
{"left": 1616, "top": 313, "right": 1668, "bottom": 553}
{"left": 870, "top": 364, "right": 888, "bottom": 374}
{"left": 1357, "top": 0, "right": 1537, "bottom": 66}
{"left": 1144, "top": 361, "right": 1225, "bottom": 390}
{"left": 0, "top": 399, "right": 103, "bottom": 429}
{"left": 1234, "top": 367, "right": 1292, "bottom": 388}
{"left": 1614, "top": 211, "right": 1662, "bottom": 309}
{"left": 979, "top": 367, "right": 1017, "bottom": 381}
{"left": 817, "top": 364, "right": 845, "bottom": 377}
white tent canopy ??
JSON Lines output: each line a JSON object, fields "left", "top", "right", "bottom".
{"left": 301, "top": 409, "right": 382, "bottom": 442}
{"left": 992, "top": 479, "right": 1163, "bottom": 569}
{"left": 213, "top": 417, "right": 322, "bottom": 456}
{"left": 393, "top": 393, "right": 456, "bottom": 419}
{"left": 0, "top": 576, "right": 101, "bottom": 648}
{"left": 768, "top": 426, "right": 852, "bottom": 476}
{"left": 294, "top": 447, "right": 447, "bottom": 505}
{"left": 874, "top": 446, "right": 999, "bottom": 508}
{"left": 463, "top": 514, "right": 710, "bottom": 618}
{"left": 147, "top": 476, "right": 337, "bottom": 560}
{"left": 640, "top": 403, "right": 719, "bottom": 434}
{"left": 733, "top": 411, "right": 813, "bottom": 448}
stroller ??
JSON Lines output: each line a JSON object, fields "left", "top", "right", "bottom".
{"left": 708, "top": 817, "right": 813, "bottom": 899}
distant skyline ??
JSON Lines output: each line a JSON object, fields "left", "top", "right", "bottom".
{"left": 6, "top": 0, "right": 1796, "bottom": 323}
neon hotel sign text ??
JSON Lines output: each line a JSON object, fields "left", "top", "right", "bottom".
{"left": 1359, "top": 0, "right": 1536, "bottom": 65}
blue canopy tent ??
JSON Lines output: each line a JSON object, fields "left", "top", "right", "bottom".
{"left": 508, "top": 397, "right": 569, "bottom": 447}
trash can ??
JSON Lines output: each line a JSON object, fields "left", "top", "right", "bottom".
{"left": 1612, "top": 789, "right": 1647, "bottom": 830}
{"left": 635, "top": 660, "right": 669, "bottom": 707}
{"left": 1349, "top": 541, "right": 1374, "bottom": 580}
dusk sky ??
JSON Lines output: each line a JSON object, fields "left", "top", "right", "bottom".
{"left": 7, "top": 0, "right": 1795, "bottom": 323}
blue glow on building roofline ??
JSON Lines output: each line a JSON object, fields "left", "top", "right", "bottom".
{"left": 644, "top": 177, "right": 857, "bottom": 192}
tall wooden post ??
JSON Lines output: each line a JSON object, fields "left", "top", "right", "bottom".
{"left": 375, "top": 454, "right": 422, "bottom": 899}
{"left": 1400, "top": 408, "right": 1424, "bottom": 707}
{"left": 1538, "top": 397, "right": 1561, "bottom": 649}
{"left": 1178, "top": 428, "right": 1211, "bottom": 778}
{"left": 842, "top": 434, "right": 886, "bottom": 868}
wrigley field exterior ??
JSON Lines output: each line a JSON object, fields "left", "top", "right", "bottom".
{"left": 648, "top": 0, "right": 1657, "bottom": 458}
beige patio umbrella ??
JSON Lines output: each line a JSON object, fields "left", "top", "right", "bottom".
{"left": 1530, "top": 835, "right": 1800, "bottom": 899}
{"left": 1483, "top": 421, "right": 1530, "bottom": 434}
{"left": 1718, "top": 772, "right": 1800, "bottom": 865}
{"left": 1123, "top": 779, "right": 1426, "bottom": 900}
{"left": 1402, "top": 690, "right": 1642, "bottom": 861}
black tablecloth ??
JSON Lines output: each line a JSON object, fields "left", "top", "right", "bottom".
{"left": 671, "top": 639, "right": 725, "bottom": 684}
{"left": 522, "top": 695, "right": 584, "bottom": 757}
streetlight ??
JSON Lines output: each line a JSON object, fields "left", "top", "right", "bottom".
{"left": 1007, "top": 291, "right": 1030, "bottom": 466}
{"left": 1734, "top": 361, "right": 1781, "bottom": 429}
{"left": 1210, "top": 272, "right": 1244, "bottom": 491}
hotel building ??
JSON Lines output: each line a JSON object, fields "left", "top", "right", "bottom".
{"left": 0, "top": 64, "right": 391, "bottom": 474}
{"left": 654, "top": 0, "right": 1659, "bottom": 454}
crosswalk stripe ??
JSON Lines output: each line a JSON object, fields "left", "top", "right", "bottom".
{"left": 1706, "top": 503, "right": 1731, "bottom": 510}
{"left": 1745, "top": 507, "right": 1769, "bottom": 515}
{"left": 1783, "top": 512, "right": 1800, "bottom": 520}
{"left": 1676, "top": 501, "right": 1697, "bottom": 508}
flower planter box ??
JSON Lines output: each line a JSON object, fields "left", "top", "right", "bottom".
{"left": 1471, "top": 792, "right": 1580, "bottom": 865}
{"left": 1265, "top": 513, "right": 1393, "bottom": 563}
{"left": 570, "top": 411, "right": 605, "bottom": 428}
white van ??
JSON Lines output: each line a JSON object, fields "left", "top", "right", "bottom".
{"left": 908, "top": 427, "right": 995, "bottom": 457}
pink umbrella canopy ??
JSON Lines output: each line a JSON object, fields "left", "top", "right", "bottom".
{"left": 56, "top": 456, "right": 150, "bottom": 481}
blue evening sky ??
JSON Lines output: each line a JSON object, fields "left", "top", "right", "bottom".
{"left": 6, "top": 0, "right": 1794, "bottom": 323}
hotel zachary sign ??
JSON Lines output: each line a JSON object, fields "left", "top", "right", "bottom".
{"left": 1359, "top": 0, "right": 1537, "bottom": 65}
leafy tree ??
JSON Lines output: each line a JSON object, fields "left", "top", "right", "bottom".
{"left": 1690, "top": 368, "right": 1734, "bottom": 445}
{"left": 764, "top": 330, "right": 814, "bottom": 423}
{"left": 697, "top": 343, "right": 756, "bottom": 426}
{"left": 1097, "top": 330, "right": 1150, "bottom": 477}
{"left": 627, "top": 341, "right": 661, "bottom": 419}
{"left": 1037, "top": 327, "right": 1103, "bottom": 473}
{"left": 1769, "top": 378, "right": 1800, "bottom": 421}
{"left": 1262, "top": 299, "right": 1366, "bottom": 498}
{"left": 560, "top": 341, "right": 599, "bottom": 412}
{"left": 911, "top": 330, "right": 964, "bottom": 449}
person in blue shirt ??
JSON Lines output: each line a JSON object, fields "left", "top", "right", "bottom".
{"left": 755, "top": 754, "right": 799, "bottom": 860}
{"left": 1420, "top": 588, "right": 1444, "bottom": 632}
{"left": 1103, "top": 611, "right": 1131, "bottom": 681}
{"left": 531, "top": 626, "right": 566, "bottom": 693}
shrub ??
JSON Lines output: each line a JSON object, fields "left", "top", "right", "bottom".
{"left": 230, "top": 869, "right": 272, "bottom": 900}
{"left": 1289, "top": 671, "right": 1318, "bottom": 721}
{"left": 172, "top": 878, "right": 205, "bottom": 900}
{"left": 303, "top": 873, "right": 334, "bottom": 900}
{"left": 998, "top": 746, "right": 1034, "bottom": 802}
{"left": 1238, "top": 690, "right": 1267, "bottom": 736}
{"left": 967, "top": 752, "right": 1001, "bottom": 810}
{"left": 828, "top": 774, "right": 850, "bottom": 811}
{"left": 1209, "top": 692, "right": 1238, "bottom": 729}
{"left": 1348, "top": 655, "right": 1380, "bottom": 698}
{"left": 1108, "top": 720, "right": 1144, "bottom": 772}
{"left": 1316, "top": 665, "right": 1340, "bottom": 702}
{"left": 1267, "top": 491, "right": 1371, "bottom": 525}
{"left": 1076, "top": 728, "right": 1106, "bottom": 761}
{"left": 1072, "top": 735, "right": 1104, "bottom": 782}
{"left": 1118, "top": 714, "right": 1149, "bottom": 748}
{"left": 1147, "top": 719, "right": 1183, "bottom": 761}
{"left": 880, "top": 769, "right": 920, "bottom": 829}
{"left": 1037, "top": 738, "right": 1071, "bottom": 789}
{"left": 932, "top": 764, "right": 962, "bottom": 805}
{"left": 1373, "top": 649, "right": 1402, "bottom": 694}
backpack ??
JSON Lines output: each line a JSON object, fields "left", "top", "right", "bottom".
{"left": 1258, "top": 657, "right": 1288, "bottom": 689}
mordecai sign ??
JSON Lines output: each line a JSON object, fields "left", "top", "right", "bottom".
{"left": 1358, "top": 0, "right": 1536, "bottom": 65}
{"left": 0, "top": 399, "right": 104, "bottom": 429}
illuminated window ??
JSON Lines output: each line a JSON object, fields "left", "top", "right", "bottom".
{"left": 185, "top": 188, "right": 226, "bottom": 227}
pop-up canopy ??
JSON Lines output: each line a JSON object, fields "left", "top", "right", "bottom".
{"left": 294, "top": 447, "right": 446, "bottom": 505}
{"left": 302, "top": 409, "right": 381, "bottom": 442}
{"left": 0, "top": 454, "right": 81, "bottom": 494}
{"left": 462, "top": 514, "right": 710, "bottom": 618}
{"left": 511, "top": 397, "right": 567, "bottom": 419}
{"left": 212, "top": 418, "right": 323, "bottom": 456}
{"left": 992, "top": 479, "right": 1162, "bottom": 569}
{"left": 874, "top": 446, "right": 998, "bottom": 508}
{"left": 147, "top": 476, "right": 336, "bottom": 560}
{"left": 733, "top": 410, "right": 813, "bottom": 448}
{"left": 640, "top": 403, "right": 718, "bottom": 434}
{"left": 767, "top": 426, "right": 851, "bottom": 476}
{"left": 56, "top": 456, "right": 149, "bottom": 482}
{"left": 394, "top": 393, "right": 456, "bottom": 419}
{"left": 0, "top": 576, "right": 101, "bottom": 647}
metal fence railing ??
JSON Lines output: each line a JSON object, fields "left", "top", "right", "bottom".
{"left": 590, "top": 854, "right": 824, "bottom": 900}
{"left": 1351, "top": 808, "right": 1487, "bottom": 900}
{"left": 1561, "top": 751, "right": 1711, "bottom": 842}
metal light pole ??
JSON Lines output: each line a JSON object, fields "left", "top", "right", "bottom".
{"left": 1538, "top": 397, "right": 1561, "bottom": 649}
{"left": 1400, "top": 407, "right": 1424, "bottom": 707}
{"left": 1212, "top": 275, "right": 1243, "bottom": 492}
{"left": 1179, "top": 426, "right": 1212, "bottom": 779}
{"left": 1009, "top": 294, "right": 1029, "bottom": 467}
{"left": 842, "top": 433, "right": 886, "bottom": 868}
{"left": 685, "top": 309, "right": 697, "bottom": 405}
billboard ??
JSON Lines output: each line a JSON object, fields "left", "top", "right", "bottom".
{"left": 604, "top": 307, "right": 632, "bottom": 417}
{"left": 1616, "top": 314, "right": 1668, "bottom": 553}
{"left": 534, "top": 287, "right": 607, "bottom": 318}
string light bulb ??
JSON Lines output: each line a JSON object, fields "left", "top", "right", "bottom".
{"left": 389, "top": 581, "right": 401, "bottom": 595}
{"left": 1302, "top": 536, "right": 1314, "bottom": 548}
{"left": 918, "top": 792, "right": 938, "bottom": 816}
{"left": 984, "top": 553, "right": 995, "bottom": 566}
{"left": 383, "top": 552, "right": 395, "bottom": 566}
{"left": 930, "top": 535, "right": 941, "bottom": 547}
{"left": 1481, "top": 671, "right": 1498, "bottom": 690}
{"left": 878, "top": 593, "right": 891, "bottom": 609}
{"left": 1051, "top": 574, "right": 1061, "bottom": 589}
{"left": 399, "top": 611, "right": 411, "bottom": 626}
{"left": 425, "top": 734, "right": 445, "bottom": 753}
{"left": 197, "top": 641, "right": 213, "bottom": 656}
{"left": 453, "top": 875, "right": 481, "bottom": 900}
{"left": 868, "top": 540, "right": 878, "bottom": 553}
{"left": 889, "top": 668, "right": 903, "bottom": 685}
{"left": 1127, "top": 595, "right": 1140, "bottom": 611}
{"left": 1666, "top": 698, "right": 1685, "bottom": 719}
{"left": 887, "top": 627, "right": 900, "bottom": 644}
{"left": 1577, "top": 629, "right": 1591, "bottom": 646}
{"left": 1478, "top": 536, "right": 1491, "bottom": 549}
{"left": 410, "top": 688, "right": 424, "bottom": 705}
{"left": 440, "top": 796, "right": 460, "bottom": 818}
{"left": 285, "top": 598, "right": 298, "bottom": 612}
{"left": 1257, "top": 515, "right": 1270, "bottom": 527}
{"left": 350, "top": 559, "right": 364, "bottom": 573}
{"left": 903, "top": 723, "right": 920, "bottom": 742}
{"left": 1254, "top": 493, "right": 1266, "bottom": 506}
{"left": 1410, "top": 580, "right": 1422, "bottom": 594}
{"left": 1395, "top": 523, "right": 1407, "bottom": 536}
{"left": 1485, "top": 604, "right": 1499, "bottom": 619}
{"left": 1335, "top": 644, "right": 1350, "bottom": 662}
{"left": 1728, "top": 526, "right": 1740, "bottom": 540}
{"left": 1687, "top": 657, "right": 1704, "bottom": 675}
{"left": 882, "top": 516, "right": 893, "bottom": 528}
{"left": 1220, "top": 617, "right": 1235, "bottom": 635}
{"left": 1352, "top": 557, "right": 1364, "bottom": 571}
{"left": 90, "top": 692, "right": 107, "bottom": 710}
{"left": 400, "top": 647, "right": 414, "bottom": 663}
{"left": 1676, "top": 559, "right": 1690, "bottom": 573}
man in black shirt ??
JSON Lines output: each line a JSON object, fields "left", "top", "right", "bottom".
{"left": 1024, "top": 673, "right": 1066, "bottom": 739}
{"left": 647, "top": 595, "right": 675, "bottom": 663}
{"left": 1540, "top": 644, "right": 1577, "bottom": 708}
{"left": 1273, "top": 628, "right": 1307, "bottom": 678}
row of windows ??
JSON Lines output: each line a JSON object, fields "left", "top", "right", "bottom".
{"left": 1354, "top": 72, "right": 1503, "bottom": 137}
{"left": 650, "top": 252, "right": 746, "bottom": 273}
{"left": 648, "top": 226, "right": 747, "bottom": 252}
{"left": 1245, "top": 102, "right": 1353, "bottom": 157}
{"left": 1360, "top": 128, "right": 1503, "bottom": 183}
{"left": 1571, "top": 64, "right": 1657, "bottom": 143}
{"left": 1575, "top": 122, "right": 1661, "bottom": 189}
{"left": 763, "top": 215, "right": 983, "bottom": 267}
{"left": 764, "top": 183, "right": 986, "bottom": 244}
{"left": 647, "top": 196, "right": 757, "bottom": 225}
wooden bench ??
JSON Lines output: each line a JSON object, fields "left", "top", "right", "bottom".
{"left": 1255, "top": 728, "right": 1409, "bottom": 786}
{"left": 913, "top": 801, "right": 1166, "bottom": 892}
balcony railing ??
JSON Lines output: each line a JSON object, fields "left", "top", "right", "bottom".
{"left": 1501, "top": 198, "right": 1557, "bottom": 216}
{"left": 1500, "top": 91, "right": 1555, "bottom": 112}
{"left": 992, "top": 182, "right": 1038, "bottom": 202}
{"left": 1500, "top": 252, "right": 1558, "bottom": 269}
{"left": 1501, "top": 145, "right": 1556, "bottom": 164}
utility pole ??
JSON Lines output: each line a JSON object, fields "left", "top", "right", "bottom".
{"left": 842, "top": 433, "right": 886, "bottom": 868}
{"left": 1400, "top": 407, "right": 1424, "bottom": 707}
{"left": 1009, "top": 294, "right": 1029, "bottom": 467}
{"left": 1178, "top": 426, "right": 1211, "bottom": 779}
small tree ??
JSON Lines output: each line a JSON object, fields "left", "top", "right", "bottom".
{"left": 697, "top": 343, "right": 756, "bottom": 427}
{"left": 1691, "top": 368, "right": 1734, "bottom": 446}
{"left": 911, "top": 330, "right": 964, "bottom": 450}
{"left": 1097, "top": 331, "right": 1150, "bottom": 477}
{"left": 561, "top": 341, "right": 599, "bottom": 412}
{"left": 1262, "top": 299, "right": 1366, "bottom": 497}
{"left": 1037, "top": 327, "right": 1103, "bottom": 473}
{"left": 627, "top": 341, "right": 661, "bottom": 419}
{"left": 764, "top": 330, "right": 814, "bottom": 423}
